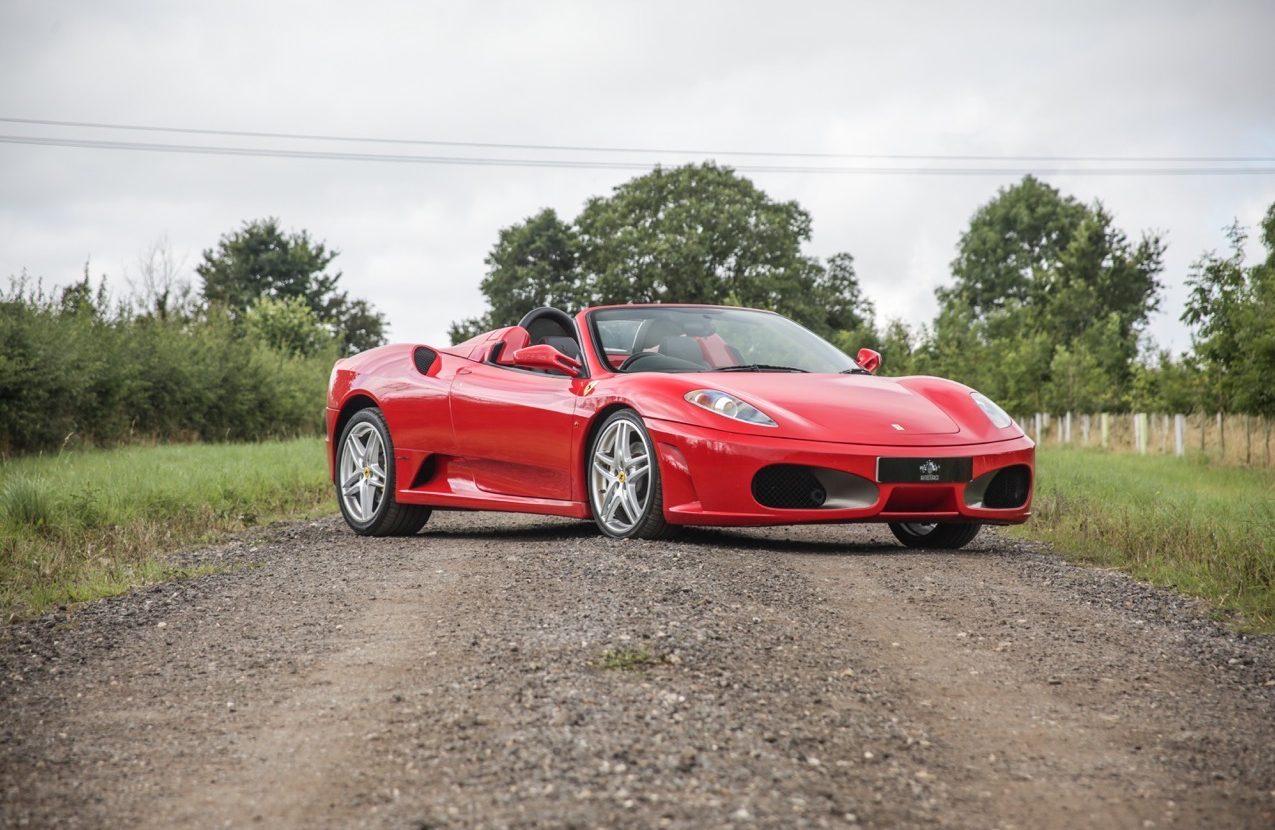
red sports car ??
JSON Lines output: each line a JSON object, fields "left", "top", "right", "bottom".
{"left": 326, "top": 304, "right": 1034, "bottom": 548}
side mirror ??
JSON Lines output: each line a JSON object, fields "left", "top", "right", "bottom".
{"left": 512, "top": 343, "right": 582, "bottom": 377}
{"left": 856, "top": 347, "right": 881, "bottom": 374}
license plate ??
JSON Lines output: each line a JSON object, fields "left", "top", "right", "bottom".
{"left": 876, "top": 457, "right": 972, "bottom": 483}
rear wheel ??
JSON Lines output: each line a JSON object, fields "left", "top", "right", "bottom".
{"left": 336, "top": 408, "right": 431, "bottom": 536}
{"left": 888, "top": 521, "right": 981, "bottom": 550}
{"left": 588, "top": 410, "right": 678, "bottom": 540}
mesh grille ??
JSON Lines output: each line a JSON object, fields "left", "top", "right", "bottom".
{"left": 413, "top": 347, "right": 437, "bottom": 374}
{"left": 983, "top": 465, "right": 1031, "bottom": 508}
{"left": 751, "top": 465, "right": 828, "bottom": 509}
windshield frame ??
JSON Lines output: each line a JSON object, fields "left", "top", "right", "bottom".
{"left": 584, "top": 304, "right": 863, "bottom": 375}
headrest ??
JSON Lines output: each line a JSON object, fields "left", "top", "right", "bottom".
{"left": 542, "top": 336, "right": 581, "bottom": 360}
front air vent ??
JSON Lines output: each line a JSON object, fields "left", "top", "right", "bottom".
{"left": 983, "top": 465, "right": 1031, "bottom": 508}
{"left": 752, "top": 465, "right": 827, "bottom": 509}
{"left": 964, "top": 464, "right": 1031, "bottom": 509}
{"left": 752, "top": 465, "right": 878, "bottom": 510}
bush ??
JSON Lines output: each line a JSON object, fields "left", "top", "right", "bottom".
{"left": 0, "top": 279, "right": 335, "bottom": 454}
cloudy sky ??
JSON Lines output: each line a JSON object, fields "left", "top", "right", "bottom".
{"left": 2, "top": 1, "right": 1273, "bottom": 352}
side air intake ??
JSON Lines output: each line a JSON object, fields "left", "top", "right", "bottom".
{"left": 413, "top": 347, "right": 437, "bottom": 375}
{"left": 751, "top": 465, "right": 878, "bottom": 510}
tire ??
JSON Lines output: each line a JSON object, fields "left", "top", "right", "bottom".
{"left": 587, "top": 409, "right": 679, "bottom": 540}
{"left": 335, "top": 408, "right": 431, "bottom": 536}
{"left": 888, "top": 521, "right": 981, "bottom": 550}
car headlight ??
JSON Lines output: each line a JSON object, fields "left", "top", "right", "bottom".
{"left": 970, "top": 391, "right": 1012, "bottom": 429}
{"left": 685, "top": 389, "right": 777, "bottom": 427}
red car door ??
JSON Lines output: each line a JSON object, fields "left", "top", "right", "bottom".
{"left": 449, "top": 362, "right": 581, "bottom": 501}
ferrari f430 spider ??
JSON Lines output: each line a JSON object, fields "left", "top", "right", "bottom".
{"left": 327, "top": 305, "right": 1034, "bottom": 548}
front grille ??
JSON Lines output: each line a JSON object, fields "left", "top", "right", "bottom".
{"left": 752, "top": 465, "right": 828, "bottom": 509}
{"left": 983, "top": 465, "right": 1031, "bottom": 508}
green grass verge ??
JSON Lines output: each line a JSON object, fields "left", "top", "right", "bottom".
{"left": 1010, "top": 448, "right": 1275, "bottom": 632}
{"left": 1, "top": 438, "right": 331, "bottom": 620}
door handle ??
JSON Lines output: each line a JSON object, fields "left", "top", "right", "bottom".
{"left": 456, "top": 367, "right": 472, "bottom": 375}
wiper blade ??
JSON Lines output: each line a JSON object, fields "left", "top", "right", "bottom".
{"left": 840, "top": 367, "right": 872, "bottom": 375}
{"left": 713, "top": 363, "right": 808, "bottom": 373}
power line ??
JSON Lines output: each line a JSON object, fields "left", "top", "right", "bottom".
{"left": 3, "top": 133, "right": 1274, "bottom": 176}
{"left": 2, "top": 115, "right": 1272, "bottom": 164}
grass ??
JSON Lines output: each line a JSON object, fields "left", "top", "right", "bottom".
{"left": 597, "top": 646, "right": 664, "bottom": 671}
{"left": 1011, "top": 448, "right": 1275, "bottom": 632}
{"left": 0, "top": 438, "right": 330, "bottom": 620}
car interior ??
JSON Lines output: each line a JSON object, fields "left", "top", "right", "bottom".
{"left": 608, "top": 314, "right": 745, "bottom": 373}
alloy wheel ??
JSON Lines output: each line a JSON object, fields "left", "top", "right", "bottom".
{"left": 590, "top": 418, "right": 653, "bottom": 536}
{"left": 339, "top": 422, "right": 387, "bottom": 522}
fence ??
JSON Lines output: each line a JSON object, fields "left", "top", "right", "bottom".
{"left": 1015, "top": 412, "right": 1274, "bottom": 467}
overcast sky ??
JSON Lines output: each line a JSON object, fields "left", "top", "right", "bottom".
{"left": 2, "top": 1, "right": 1273, "bottom": 352}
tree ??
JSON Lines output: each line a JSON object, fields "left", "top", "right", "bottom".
{"left": 451, "top": 164, "right": 876, "bottom": 345}
{"left": 197, "top": 218, "right": 386, "bottom": 354}
{"left": 244, "top": 295, "right": 330, "bottom": 357}
{"left": 576, "top": 164, "right": 825, "bottom": 318}
{"left": 449, "top": 208, "right": 582, "bottom": 343}
{"left": 929, "top": 176, "right": 1164, "bottom": 412}
{"left": 1182, "top": 207, "right": 1275, "bottom": 415}
{"left": 812, "top": 252, "right": 875, "bottom": 337}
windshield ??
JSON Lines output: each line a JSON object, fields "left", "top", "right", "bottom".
{"left": 589, "top": 306, "right": 859, "bottom": 374}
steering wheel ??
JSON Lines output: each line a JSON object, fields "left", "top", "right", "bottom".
{"left": 617, "top": 351, "right": 708, "bottom": 373}
{"left": 618, "top": 352, "right": 654, "bottom": 372}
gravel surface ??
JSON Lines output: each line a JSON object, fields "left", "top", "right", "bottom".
{"left": 2, "top": 512, "right": 1273, "bottom": 828}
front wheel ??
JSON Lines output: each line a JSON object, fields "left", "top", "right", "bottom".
{"left": 889, "top": 521, "right": 981, "bottom": 550}
{"left": 336, "top": 408, "right": 431, "bottom": 536}
{"left": 588, "top": 410, "right": 678, "bottom": 540}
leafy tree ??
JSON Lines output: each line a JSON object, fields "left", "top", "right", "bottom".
{"left": 449, "top": 208, "right": 582, "bottom": 342}
{"left": 929, "top": 176, "right": 1164, "bottom": 412}
{"left": 943, "top": 175, "right": 1089, "bottom": 316}
{"left": 1129, "top": 349, "right": 1202, "bottom": 413}
{"left": 244, "top": 295, "right": 330, "bottom": 357}
{"left": 812, "top": 253, "right": 875, "bottom": 338}
{"left": 1182, "top": 207, "right": 1275, "bottom": 415}
{"left": 576, "top": 164, "right": 820, "bottom": 314}
{"left": 197, "top": 218, "right": 386, "bottom": 354}
{"left": 451, "top": 164, "right": 875, "bottom": 345}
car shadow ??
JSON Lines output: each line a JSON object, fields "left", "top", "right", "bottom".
{"left": 420, "top": 520, "right": 908, "bottom": 557}
{"left": 420, "top": 519, "right": 597, "bottom": 542}
{"left": 676, "top": 527, "right": 908, "bottom": 557}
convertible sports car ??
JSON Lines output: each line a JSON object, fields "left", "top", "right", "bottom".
{"left": 326, "top": 304, "right": 1034, "bottom": 549}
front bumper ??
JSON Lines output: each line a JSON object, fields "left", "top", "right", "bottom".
{"left": 645, "top": 417, "right": 1034, "bottom": 527}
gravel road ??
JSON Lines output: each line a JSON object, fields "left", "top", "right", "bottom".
{"left": 2, "top": 512, "right": 1273, "bottom": 829}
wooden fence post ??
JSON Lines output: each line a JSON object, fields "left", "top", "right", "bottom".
{"left": 1174, "top": 414, "right": 1185, "bottom": 457}
{"left": 1064, "top": 412, "right": 1072, "bottom": 444}
{"left": 1101, "top": 412, "right": 1109, "bottom": 448}
{"left": 1034, "top": 413, "right": 1042, "bottom": 443}
{"left": 1137, "top": 413, "right": 1149, "bottom": 454}
{"left": 1082, "top": 414, "right": 1091, "bottom": 445}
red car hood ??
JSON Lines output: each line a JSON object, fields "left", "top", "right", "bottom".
{"left": 704, "top": 373, "right": 957, "bottom": 442}
{"left": 642, "top": 371, "right": 1021, "bottom": 447}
